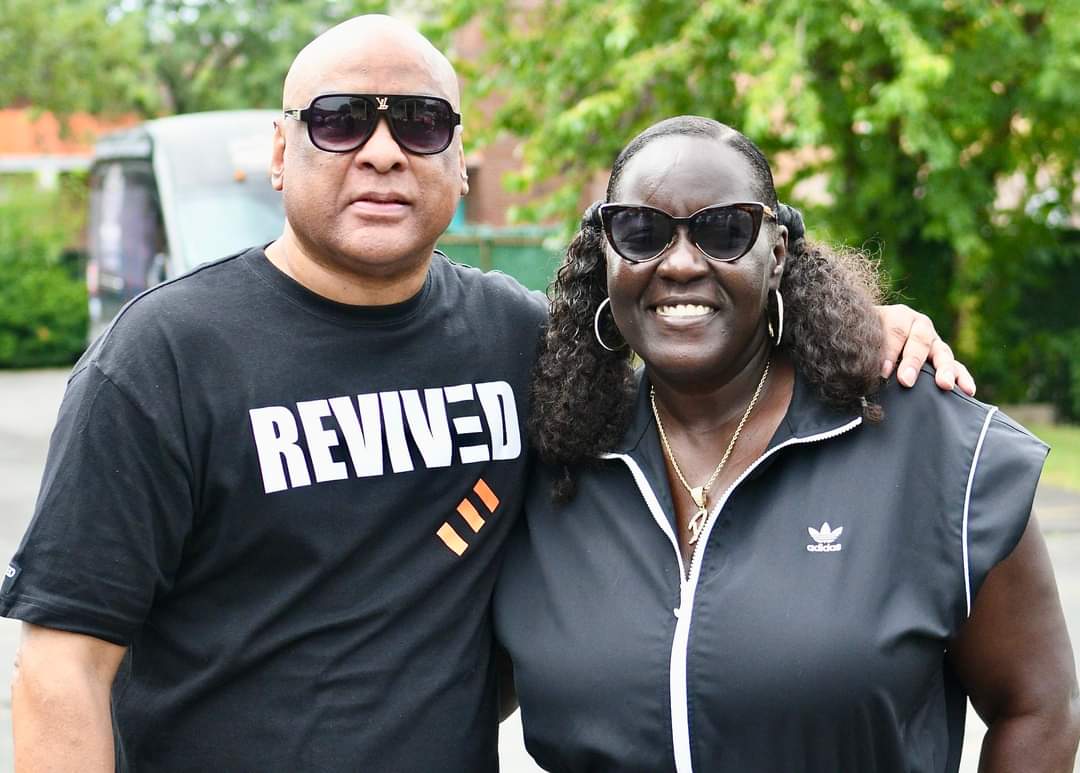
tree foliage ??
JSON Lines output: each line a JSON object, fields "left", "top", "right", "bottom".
{"left": 0, "top": 0, "right": 388, "bottom": 116}
{"left": 1, "top": 0, "right": 1078, "bottom": 410}
{"left": 0, "top": 0, "right": 152, "bottom": 115}
{"left": 0, "top": 178, "right": 89, "bottom": 367}
{"left": 137, "top": 0, "right": 387, "bottom": 114}
{"left": 432, "top": 0, "right": 1080, "bottom": 413}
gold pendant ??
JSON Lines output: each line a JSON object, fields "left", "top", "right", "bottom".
{"left": 687, "top": 507, "right": 708, "bottom": 544}
{"left": 689, "top": 487, "right": 706, "bottom": 509}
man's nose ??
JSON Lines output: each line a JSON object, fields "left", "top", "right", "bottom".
{"left": 655, "top": 228, "right": 710, "bottom": 281}
{"left": 353, "top": 115, "right": 408, "bottom": 172}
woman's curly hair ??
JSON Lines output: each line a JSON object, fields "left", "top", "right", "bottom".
{"left": 529, "top": 116, "right": 885, "bottom": 502}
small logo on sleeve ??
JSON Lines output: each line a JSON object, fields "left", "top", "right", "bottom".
{"left": 807, "top": 522, "right": 843, "bottom": 553}
{"left": 2, "top": 562, "right": 21, "bottom": 592}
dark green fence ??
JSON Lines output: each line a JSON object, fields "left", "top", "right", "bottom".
{"left": 437, "top": 225, "right": 563, "bottom": 293}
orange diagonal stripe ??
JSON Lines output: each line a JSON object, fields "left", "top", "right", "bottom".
{"left": 437, "top": 523, "right": 468, "bottom": 556}
{"left": 473, "top": 478, "right": 499, "bottom": 512}
{"left": 457, "top": 499, "right": 486, "bottom": 533}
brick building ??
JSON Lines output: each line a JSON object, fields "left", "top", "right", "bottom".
{"left": 0, "top": 109, "right": 137, "bottom": 188}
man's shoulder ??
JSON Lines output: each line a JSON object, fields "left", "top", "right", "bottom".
{"left": 82, "top": 248, "right": 258, "bottom": 376}
{"left": 434, "top": 252, "right": 548, "bottom": 323}
{"left": 103, "top": 247, "right": 256, "bottom": 327}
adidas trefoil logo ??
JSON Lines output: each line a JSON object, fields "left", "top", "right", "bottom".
{"left": 807, "top": 522, "right": 843, "bottom": 553}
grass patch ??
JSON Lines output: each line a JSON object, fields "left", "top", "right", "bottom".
{"left": 1030, "top": 423, "right": 1080, "bottom": 493}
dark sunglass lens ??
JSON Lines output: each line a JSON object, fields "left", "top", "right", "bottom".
{"left": 608, "top": 208, "right": 672, "bottom": 262}
{"left": 389, "top": 97, "right": 454, "bottom": 153}
{"left": 308, "top": 96, "right": 374, "bottom": 151}
{"left": 694, "top": 207, "right": 757, "bottom": 260}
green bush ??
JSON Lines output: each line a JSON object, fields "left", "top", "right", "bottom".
{"left": 968, "top": 226, "right": 1080, "bottom": 422}
{"left": 0, "top": 175, "right": 88, "bottom": 368}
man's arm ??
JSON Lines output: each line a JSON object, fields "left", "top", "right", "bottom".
{"left": 875, "top": 303, "right": 977, "bottom": 394}
{"left": 948, "top": 515, "right": 1080, "bottom": 772}
{"left": 12, "top": 623, "right": 126, "bottom": 772}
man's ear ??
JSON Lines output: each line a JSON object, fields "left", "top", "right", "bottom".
{"left": 769, "top": 224, "right": 788, "bottom": 291}
{"left": 270, "top": 120, "right": 286, "bottom": 192}
{"left": 458, "top": 140, "right": 469, "bottom": 197}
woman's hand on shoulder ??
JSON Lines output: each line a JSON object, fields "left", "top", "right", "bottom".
{"left": 874, "top": 304, "right": 976, "bottom": 395}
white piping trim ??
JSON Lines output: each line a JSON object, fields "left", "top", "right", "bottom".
{"left": 609, "top": 416, "right": 864, "bottom": 773}
{"left": 601, "top": 452, "right": 686, "bottom": 580}
{"left": 670, "top": 580, "right": 693, "bottom": 773}
{"left": 962, "top": 406, "right": 997, "bottom": 617}
{"left": 602, "top": 451, "right": 691, "bottom": 773}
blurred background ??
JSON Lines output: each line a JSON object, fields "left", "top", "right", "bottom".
{"left": 0, "top": 1, "right": 1078, "bottom": 771}
{"left": 1, "top": 0, "right": 1078, "bottom": 423}
{"left": 2, "top": 0, "right": 1080, "bottom": 429}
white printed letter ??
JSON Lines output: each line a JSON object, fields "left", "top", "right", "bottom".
{"left": 297, "top": 399, "right": 348, "bottom": 483}
{"left": 476, "top": 381, "right": 521, "bottom": 461}
{"left": 380, "top": 392, "right": 415, "bottom": 473}
{"left": 401, "top": 389, "right": 453, "bottom": 469}
{"left": 329, "top": 394, "right": 384, "bottom": 478}
{"left": 249, "top": 406, "right": 312, "bottom": 493}
{"left": 445, "top": 384, "right": 490, "bottom": 464}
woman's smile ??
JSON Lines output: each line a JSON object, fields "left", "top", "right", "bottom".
{"left": 654, "top": 302, "right": 717, "bottom": 318}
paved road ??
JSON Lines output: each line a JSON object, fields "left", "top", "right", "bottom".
{"left": 0, "top": 368, "right": 1077, "bottom": 772}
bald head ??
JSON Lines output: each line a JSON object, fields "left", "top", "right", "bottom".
{"left": 283, "top": 15, "right": 460, "bottom": 110}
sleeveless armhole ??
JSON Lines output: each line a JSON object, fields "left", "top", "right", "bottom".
{"left": 962, "top": 410, "right": 1048, "bottom": 616}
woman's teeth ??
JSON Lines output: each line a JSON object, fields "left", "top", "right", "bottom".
{"left": 656, "top": 304, "right": 713, "bottom": 317}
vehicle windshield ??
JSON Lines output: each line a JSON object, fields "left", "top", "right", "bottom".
{"left": 171, "top": 184, "right": 284, "bottom": 271}
{"left": 145, "top": 111, "right": 285, "bottom": 272}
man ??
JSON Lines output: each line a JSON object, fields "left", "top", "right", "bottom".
{"left": 2, "top": 14, "right": 968, "bottom": 772}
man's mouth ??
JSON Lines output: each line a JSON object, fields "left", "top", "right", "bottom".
{"left": 353, "top": 191, "right": 410, "bottom": 204}
{"left": 349, "top": 193, "right": 411, "bottom": 216}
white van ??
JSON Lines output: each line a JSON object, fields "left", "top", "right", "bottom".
{"left": 86, "top": 110, "right": 284, "bottom": 341}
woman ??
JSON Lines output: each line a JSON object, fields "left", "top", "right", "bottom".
{"left": 494, "top": 117, "right": 1080, "bottom": 772}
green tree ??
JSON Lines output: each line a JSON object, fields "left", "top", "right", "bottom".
{"left": 433, "top": 0, "right": 1080, "bottom": 411}
{"left": 0, "top": 0, "right": 153, "bottom": 116}
{"left": 136, "top": 0, "right": 388, "bottom": 114}
{"left": 0, "top": 0, "right": 390, "bottom": 117}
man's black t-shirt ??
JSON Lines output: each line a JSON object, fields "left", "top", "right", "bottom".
{"left": 0, "top": 247, "right": 546, "bottom": 772}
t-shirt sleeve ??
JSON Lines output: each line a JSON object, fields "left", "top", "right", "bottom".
{"left": 963, "top": 410, "right": 1049, "bottom": 612}
{"left": 0, "top": 362, "right": 193, "bottom": 645}
{"left": 526, "top": 287, "right": 549, "bottom": 317}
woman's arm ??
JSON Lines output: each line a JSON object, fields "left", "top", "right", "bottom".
{"left": 948, "top": 514, "right": 1080, "bottom": 771}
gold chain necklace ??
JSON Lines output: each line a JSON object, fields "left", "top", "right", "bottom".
{"left": 651, "top": 358, "right": 771, "bottom": 545}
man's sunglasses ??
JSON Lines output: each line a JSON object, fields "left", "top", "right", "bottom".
{"left": 283, "top": 93, "right": 461, "bottom": 155}
{"left": 598, "top": 202, "right": 777, "bottom": 263}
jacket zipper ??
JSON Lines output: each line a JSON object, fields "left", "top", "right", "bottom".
{"left": 607, "top": 415, "right": 862, "bottom": 773}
